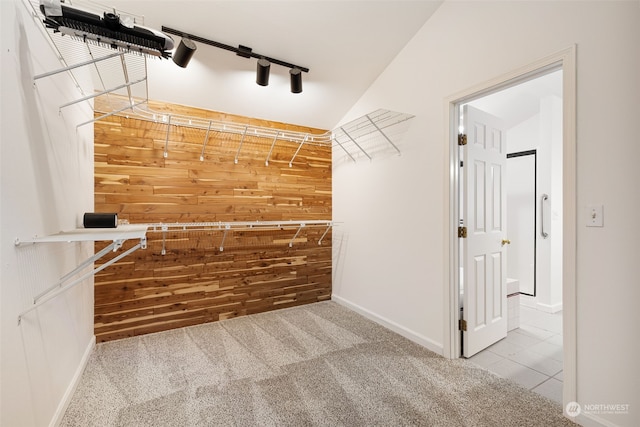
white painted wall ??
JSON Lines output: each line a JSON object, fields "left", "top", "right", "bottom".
{"left": 1, "top": 0, "right": 95, "bottom": 425}
{"left": 333, "top": 1, "right": 639, "bottom": 426}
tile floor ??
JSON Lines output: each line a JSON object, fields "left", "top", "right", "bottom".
{"left": 468, "top": 305, "right": 563, "bottom": 404}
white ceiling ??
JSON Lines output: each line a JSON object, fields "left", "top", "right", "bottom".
{"left": 101, "top": 0, "right": 443, "bottom": 130}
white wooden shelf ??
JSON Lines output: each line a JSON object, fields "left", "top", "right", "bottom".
{"left": 15, "top": 224, "right": 148, "bottom": 245}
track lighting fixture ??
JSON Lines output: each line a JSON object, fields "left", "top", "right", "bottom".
{"left": 173, "top": 38, "right": 197, "bottom": 68}
{"left": 162, "top": 26, "right": 308, "bottom": 93}
{"left": 256, "top": 58, "right": 270, "bottom": 86}
{"left": 290, "top": 68, "right": 302, "bottom": 94}
{"left": 39, "top": 2, "right": 174, "bottom": 59}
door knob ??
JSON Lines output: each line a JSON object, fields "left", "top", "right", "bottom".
{"left": 501, "top": 239, "right": 511, "bottom": 246}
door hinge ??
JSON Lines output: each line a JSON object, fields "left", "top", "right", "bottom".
{"left": 458, "top": 226, "right": 467, "bottom": 238}
{"left": 458, "top": 134, "right": 467, "bottom": 146}
{"left": 459, "top": 319, "right": 467, "bottom": 331}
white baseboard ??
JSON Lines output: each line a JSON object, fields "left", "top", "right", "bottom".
{"left": 331, "top": 294, "right": 444, "bottom": 356}
{"left": 519, "top": 295, "right": 563, "bottom": 313}
{"left": 50, "top": 335, "right": 96, "bottom": 427}
{"left": 536, "top": 301, "right": 563, "bottom": 313}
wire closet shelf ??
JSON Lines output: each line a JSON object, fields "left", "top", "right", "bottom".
{"left": 28, "top": 0, "right": 415, "bottom": 161}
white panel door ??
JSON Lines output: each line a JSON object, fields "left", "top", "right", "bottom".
{"left": 462, "top": 105, "right": 508, "bottom": 358}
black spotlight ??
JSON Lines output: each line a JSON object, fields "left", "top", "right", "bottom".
{"left": 256, "top": 58, "right": 270, "bottom": 86}
{"left": 290, "top": 67, "right": 302, "bottom": 93}
{"left": 173, "top": 38, "right": 197, "bottom": 68}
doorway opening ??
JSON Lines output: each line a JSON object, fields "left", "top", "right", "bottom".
{"left": 461, "top": 70, "right": 564, "bottom": 402}
{"left": 443, "top": 46, "right": 577, "bottom": 412}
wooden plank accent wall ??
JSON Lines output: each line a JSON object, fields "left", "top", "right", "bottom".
{"left": 93, "top": 98, "right": 332, "bottom": 342}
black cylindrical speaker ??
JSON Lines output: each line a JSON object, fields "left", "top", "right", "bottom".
{"left": 173, "top": 38, "right": 197, "bottom": 68}
{"left": 290, "top": 67, "right": 302, "bottom": 93}
{"left": 83, "top": 213, "right": 118, "bottom": 228}
{"left": 256, "top": 58, "right": 270, "bottom": 86}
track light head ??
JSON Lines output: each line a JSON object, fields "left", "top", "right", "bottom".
{"left": 290, "top": 67, "right": 302, "bottom": 94}
{"left": 256, "top": 58, "right": 270, "bottom": 86}
{"left": 173, "top": 38, "right": 197, "bottom": 68}
{"left": 161, "top": 27, "right": 309, "bottom": 92}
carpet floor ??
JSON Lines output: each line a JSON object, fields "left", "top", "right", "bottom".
{"left": 61, "top": 301, "right": 577, "bottom": 426}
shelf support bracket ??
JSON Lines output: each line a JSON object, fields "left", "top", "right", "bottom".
{"left": 32, "top": 240, "right": 119, "bottom": 303}
{"left": 119, "top": 54, "right": 134, "bottom": 106}
{"left": 289, "top": 134, "right": 309, "bottom": 168}
{"left": 333, "top": 136, "right": 357, "bottom": 162}
{"left": 34, "top": 51, "right": 123, "bottom": 81}
{"left": 234, "top": 126, "right": 249, "bottom": 164}
{"left": 18, "top": 237, "right": 146, "bottom": 325}
{"left": 318, "top": 223, "right": 332, "bottom": 245}
{"left": 200, "top": 121, "right": 213, "bottom": 161}
{"left": 161, "top": 225, "right": 168, "bottom": 255}
{"left": 340, "top": 127, "right": 372, "bottom": 161}
{"left": 219, "top": 225, "right": 230, "bottom": 251}
{"left": 265, "top": 131, "right": 280, "bottom": 166}
{"left": 59, "top": 77, "right": 147, "bottom": 111}
{"left": 365, "top": 114, "right": 401, "bottom": 155}
{"left": 163, "top": 115, "right": 172, "bottom": 158}
{"left": 289, "top": 223, "right": 305, "bottom": 247}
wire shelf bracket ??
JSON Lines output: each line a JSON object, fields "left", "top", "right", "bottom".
{"left": 34, "top": 51, "right": 124, "bottom": 81}
{"left": 15, "top": 225, "right": 148, "bottom": 325}
{"left": 59, "top": 77, "right": 147, "bottom": 112}
{"left": 339, "top": 126, "right": 372, "bottom": 161}
{"left": 219, "top": 225, "right": 231, "bottom": 252}
{"left": 200, "top": 121, "right": 214, "bottom": 161}
{"left": 234, "top": 126, "right": 249, "bottom": 164}
{"left": 289, "top": 134, "right": 309, "bottom": 167}
{"left": 265, "top": 131, "right": 280, "bottom": 166}
{"left": 365, "top": 113, "right": 401, "bottom": 155}
{"left": 163, "top": 115, "right": 172, "bottom": 158}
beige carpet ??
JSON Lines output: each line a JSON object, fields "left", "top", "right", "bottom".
{"left": 61, "top": 301, "right": 576, "bottom": 426}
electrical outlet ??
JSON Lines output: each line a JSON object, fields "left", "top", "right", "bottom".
{"left": 586, "top": 205, "right": 604, "bottom": 227}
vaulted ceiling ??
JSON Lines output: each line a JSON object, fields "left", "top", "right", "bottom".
{"left": 103, "top": 1, "right": 444, "bottom": 130}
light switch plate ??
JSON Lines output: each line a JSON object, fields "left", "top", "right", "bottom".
{"left": 586, "top": 205, "right": 604, "bottom": 227}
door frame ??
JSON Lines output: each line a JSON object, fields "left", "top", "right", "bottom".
{"left": 442, "top": 46, "right": 577, "bottom": 408}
